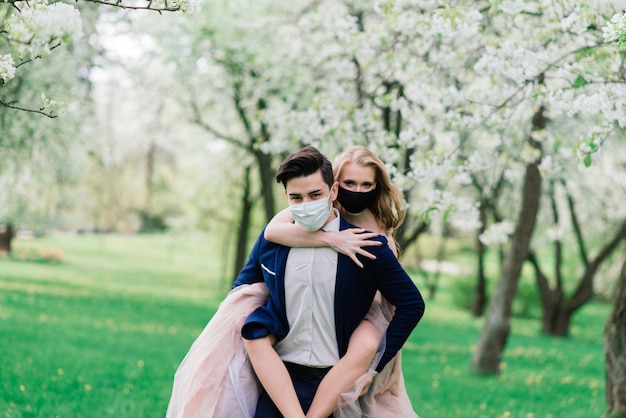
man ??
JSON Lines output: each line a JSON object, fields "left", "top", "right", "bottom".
{"left": 233, "top": 146, "right": 425, "bottom": 418}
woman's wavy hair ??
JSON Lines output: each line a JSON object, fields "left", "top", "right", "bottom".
{"left": 333, "top": 146, "right": 406, "bottom": 235}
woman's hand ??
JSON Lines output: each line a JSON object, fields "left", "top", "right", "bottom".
{"left": 325, "top": 228, "right": 381, "bottom": 268}
{"left": 377, "top": 354, "right": 402, "bottom": 396}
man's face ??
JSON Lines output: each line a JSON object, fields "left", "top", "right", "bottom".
{"left": 284, "top": 170, "right": 338, "bottom": 205}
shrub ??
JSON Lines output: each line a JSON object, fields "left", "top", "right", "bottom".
{"left": 10, "top": 246, "right": 65, "bottom": 264}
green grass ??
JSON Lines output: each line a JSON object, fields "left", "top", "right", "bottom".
{"left": 0, "top": 234, "right": 610, "bottom": 417}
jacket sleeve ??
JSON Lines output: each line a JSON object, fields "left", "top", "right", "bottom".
{"left": 372, "top": 246, "right": 425, "bottom": 372}
{"left": 233, "top": 228, "right": 291, "bottom": 341}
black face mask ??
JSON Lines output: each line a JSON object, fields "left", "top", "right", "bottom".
{"left": 337, "top": 185, "right": 377, "bottom": 215}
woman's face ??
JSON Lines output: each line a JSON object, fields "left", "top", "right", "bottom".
{"left": 338, "top": 162, "right": 376, "bottom": 192}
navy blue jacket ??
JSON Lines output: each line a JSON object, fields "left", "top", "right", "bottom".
{"left": 233, "top": 217, "right": 425, "bottom": 372}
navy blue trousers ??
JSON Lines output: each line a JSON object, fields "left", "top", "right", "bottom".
{"left": 254, "top": 363, "right": 333, "bottom": 418}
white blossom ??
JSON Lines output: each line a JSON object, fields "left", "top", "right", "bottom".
{"left": 410, "top": 155, "right": 454, "bottom": 184}
{"left": 498, "top": 0, "right": 531, "bottom": 15}
{"left": 616, "top": 172, "right": 626, "bottom": 192}
{"left": 5, "top": 0, "right": 83, "bottom": 59}
{"left": 479, "top": 221, "right": 515, "bottom": 246}
{"left": 602, "top": 12, "right": 626, "bottom": 43}
{"left": 145, "top": 0, "right": 201, "bottom": 14}
{"left": 560, "top": 8, "right": 590, "bottom": 35}
{"left": 0, "top": 54, "right": 16, "bottom": 84}
{"left": 463, "top": 151, "right": 493, "bottom": 174}
{"left": 398, "top": 127, "right": 429, "bottom": 148}
{"left": 546, "top": 224, "right": 564, "bottom": 242}
{"left": 448, "top": 199, "right": 482, "bottom": 232}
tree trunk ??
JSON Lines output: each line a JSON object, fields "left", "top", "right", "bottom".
{"left": 233, "top": 165, "right": 254, "bottom": 281}
{"left": 544, "top": 220, "right": 626, "bottom": 336}
{"left": 605, "top": 257, "right": 626, "bottom": 417}
{"left": 471, "top": 158, "right": 541, "bottom": 374}
{"left": 530, "top": 182, "right": 626, "bottom": 337}
{"left": 472, "top": 199, "right": 489, "bottom": 317}
{"left": 471, "top": 110, "right": 544, "bottom": 374}
{"left": 254, "top": 149, "right": 276, "bottom": 223}
{"left": 544, "top": 305, "right": 574, "bottom": 337}
{"left": 0, "top": 223, "right": 14, "bottom": 254}
{"left": 426, "top": 232, "right": 448, "bottom": 300}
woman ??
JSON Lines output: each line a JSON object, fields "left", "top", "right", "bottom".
{"left": 262, "top": 145, "right": 417, "bottom": 418}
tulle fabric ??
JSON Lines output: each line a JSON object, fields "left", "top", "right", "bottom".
{"left": 166, "top": 283, "right": 268, "bottom": 418}
{"left": 166, "top": 285, "right": 418, "bottom": 418}
{"left": 334, "top": 293, "right": 419, "bottom": 418}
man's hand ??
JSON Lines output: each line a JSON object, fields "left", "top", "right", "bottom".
{"left": 326, "top": 228, "right": 381, "bottom": 268}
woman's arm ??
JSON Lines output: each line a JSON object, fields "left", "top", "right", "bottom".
{"left": 264, "top": 207, "right": 381, "bottom": 268}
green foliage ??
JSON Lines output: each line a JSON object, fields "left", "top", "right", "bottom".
{"left": 512, "top": 276, "right": 542, "bottom": 319}
{"left": 0, "top": 234, "right": 609, "bottom": 417}
{"left": 449, "top": 274, "right": 476, "bottom": 311}
{"left": 39, "top": 93, "right": 64, "bottom": 118}
{"left": 572, "top": 75, "right": 588, "bottom": 89}
{"left": 448, "top": 267, "right": 540, "bottom": 319}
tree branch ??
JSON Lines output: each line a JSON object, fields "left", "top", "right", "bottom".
{"left": 526, "top": 250, "right": 552, "bottom": 311}
{"left": 563, "top": 184, "right": 589, "bottom": 268}
{"left": 589, "top": 220, "right": 626, "bottom": 271}
{"left": 16, "top": 43, "right": 62, "bottom": 65}
{"left": 568, "top": 219, "right": 626, "bottom": 310}
{"left": 0, "top": 100, "right": 57, "bottom": 118}
{"left": 78, "top": 0, "right": 180, "bottom": 12}
{"left": 187, "top": 99, "right": 246, "bottom": 149}
{"left": 549, "top": 182, "right": 563, "bottom": 291}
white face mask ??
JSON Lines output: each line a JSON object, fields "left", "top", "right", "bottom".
{"left": 290, "top": 194, "right": 332, "bottom": 231}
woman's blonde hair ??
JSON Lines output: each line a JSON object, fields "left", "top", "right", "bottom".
{"left": 333, "top": 146, "right": 406, "bottom": 234}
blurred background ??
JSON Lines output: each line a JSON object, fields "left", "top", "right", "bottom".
{"left": 1, "top": 0, "right": 626, "bottom": 417}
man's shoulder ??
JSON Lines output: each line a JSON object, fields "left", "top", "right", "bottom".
{"left": 254, "top": 227, "right": 288, "bottom": 252}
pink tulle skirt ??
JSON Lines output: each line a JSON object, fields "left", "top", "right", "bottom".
{"left": 334, "top": 292, "right": 419, "bottom": 418}
{"left": 166, "top": 284, "right": 267, "bottom": 418}
{"left": 166, "top": 284, "right": 418, "bottom": 418}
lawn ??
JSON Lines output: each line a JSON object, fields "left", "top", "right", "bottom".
{"left": 0, "top": 233, "right": 609, "bottom": 417}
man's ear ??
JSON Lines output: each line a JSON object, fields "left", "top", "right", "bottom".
{"left": 330, "top": 181, "right": 339, "bottom": 201}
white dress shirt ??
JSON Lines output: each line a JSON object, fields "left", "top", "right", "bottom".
{"left": 274, "top": 210, "right": 340, "bottom": 367}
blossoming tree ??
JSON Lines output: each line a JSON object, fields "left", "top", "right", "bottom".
{"left": 0, "top": 0, "right": 199, "bottom": 253}
{"left": 0, "top": 0, "right": 199, "bottom": 116}
{"left": 7, "top": 0, "right": 624, "bottom": 384}
{"left": 247, "top": 0, "right": 626, "bottom": 374}
{"left": 602, "top": 12, "right": 626, "bottom": 416}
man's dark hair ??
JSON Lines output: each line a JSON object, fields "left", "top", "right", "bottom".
{"left": 276, "top": 146, "right": 334, "bottom": 188}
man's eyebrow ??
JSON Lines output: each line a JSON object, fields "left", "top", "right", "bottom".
{"left": 288, "top": 188, "right": 323, "bottom": 198}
